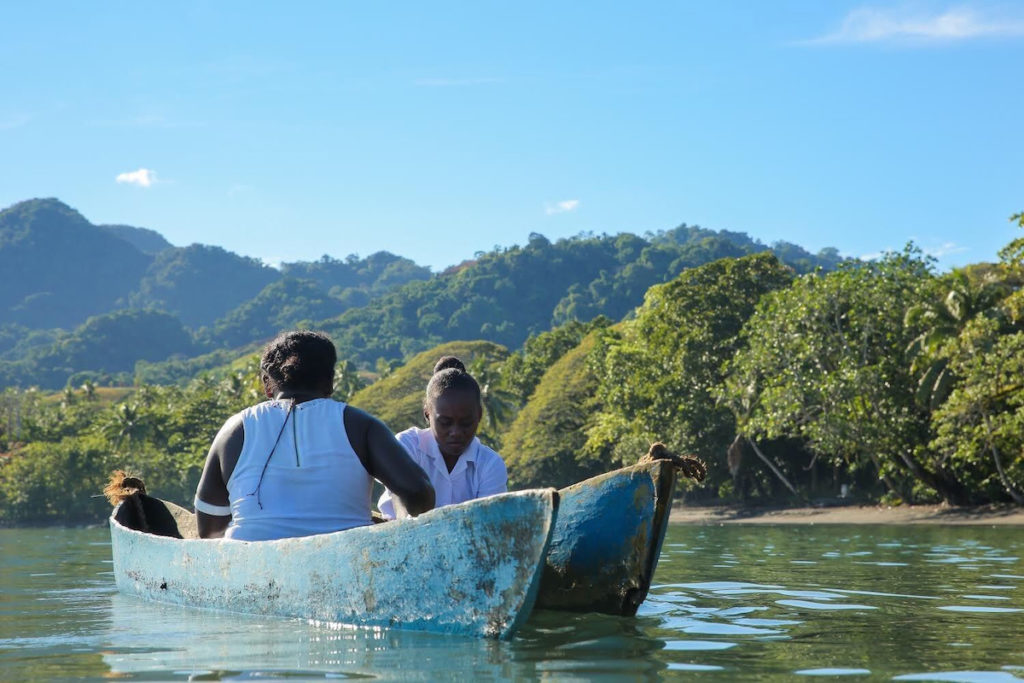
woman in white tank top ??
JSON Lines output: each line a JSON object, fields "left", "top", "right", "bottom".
{"left": 194, "top": 331, "right": 435, "bottom": 540}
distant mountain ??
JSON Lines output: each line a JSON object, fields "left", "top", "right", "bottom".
{"left": 281, "top": 252, "right": 431, "bottom": 295}
{"left": 198, "top": 278, "right": 344, "bottom": 349}
{"left": 99, "top": 224, "right": 174, "bottom": 255}
{"left": 0, "top": 308, "right": 195, "bottom": 389}
{"left": 0, "top": 197, "right": 848, "bottom": 389}
{"left": 127, "top": 244, "right": 280, "bottom": 328}
{"left": 0, "top": 199, "right": 153, "bottom": 329}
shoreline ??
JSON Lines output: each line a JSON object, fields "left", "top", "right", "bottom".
{"left": 670, "top": 502, "right": 1024, "bottom": 526}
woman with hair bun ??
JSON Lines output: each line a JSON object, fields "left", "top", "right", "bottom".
{"left": 377, "top": 356, "right": 508, "bottom": 519}
{"left": 193, "top": 330, "right": 435, "bottom": 540}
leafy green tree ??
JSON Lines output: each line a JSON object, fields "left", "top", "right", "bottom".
{"left": 586, "top": 253, "right": 794, "bottom": 490}
{"left": 0, "top": 435, "right": 114, "bottom": 523}
{"left": 929, "top": 318, "right": 1024, "bottom": 503}
{"left": 723, "top": 249, "right": 973, "bottom": 504}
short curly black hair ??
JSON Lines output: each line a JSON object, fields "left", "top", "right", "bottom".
{"left": 260, "top": 330, "right": 337, "bottom": 395}
{"left": 424, "top": 355, "right": 482, "bottom": 411}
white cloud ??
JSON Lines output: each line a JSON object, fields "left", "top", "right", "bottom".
{"left": 545, "top": 199, "right": 581, "bottom": 215}
{"left": 803, "top": 6, "right": 1024, "bottom": 45}
{"left": 115, "top": 168, "right": 158, "bottom": 187}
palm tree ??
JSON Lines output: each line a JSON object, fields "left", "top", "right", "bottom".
{"left": 333, "top": 360, "right": 367, "bottom": 402}
{"left": 905, "top": 268, "right": 1010, "bottom": 409}
{"left": 101, "top": 403, "right": 155, "bottom": 449}
{"left": 468, "top": 358, "right": 518, "bottom": 435}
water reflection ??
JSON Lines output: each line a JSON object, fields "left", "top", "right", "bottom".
{"left": 101, "top": 596, "right": 672, "bottom": 681}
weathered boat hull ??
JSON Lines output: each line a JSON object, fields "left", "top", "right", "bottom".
{"left": 110, "top": 489, "right": 558, "bottom": 639}
{"left": 536, "top": 461, "right": 676, "bottom": 615}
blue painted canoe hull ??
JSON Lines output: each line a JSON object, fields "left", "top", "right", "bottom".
{"left": 536, "top": 461, "right": 676, "bottom": 615}
{"left": 110, "top": 489, "right": 558, "bottom": 639}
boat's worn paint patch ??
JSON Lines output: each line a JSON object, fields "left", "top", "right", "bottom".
{"left": 536, "top": 461, "right": 677, "bottom": 615}
{"left": 110, "top": 489, "right": 558, "bottom": 639}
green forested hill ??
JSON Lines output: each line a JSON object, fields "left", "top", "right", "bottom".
{"left": 0, "top": 309, "right": 195, "bottom": 388}
{"left": 318, "top": 229, "right": 841, "bottom": 366}
{"left": 127, "top": 244, "right": 280, "bottom": 328}
{"left": 281, "top": 252, "right": 431, "bottom": 301}
{"left": 0, "top": 199, "right": 152, "bottom": 329}
{"left": 197, "top": 278, "right": 344, "bottom": 349}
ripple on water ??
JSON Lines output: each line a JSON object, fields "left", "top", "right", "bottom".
{"left": 937, "top": 606, "right": 1024, "bottom": 613}
{"left": 776, "top": 600, "right": 877, "bottom": 610}
{"left": 962, "top": 595, "right": 1012, "bottom": 601}
{"left": 667, "top": 663, "right": 725, "bottom": 671}
{"left": 795, "top": 668, "right": 872, "bottom": 676}
{"left": 662, "top": 639, "right": 737, "bottom": 651}
{"left": 893, "top": 672, "right": 1024, "bottom": 682}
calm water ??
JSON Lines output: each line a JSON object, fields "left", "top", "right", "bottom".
{"left": 2, "top": 524, "right": 1023, "bottom": 681}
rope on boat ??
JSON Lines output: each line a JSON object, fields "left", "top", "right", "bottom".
{"left": 639, "top": 443, "right": 708, "bottom": 482}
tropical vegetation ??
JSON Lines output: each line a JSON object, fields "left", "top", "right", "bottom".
{"left": 1, "top": 198, "right": 1021, "bottom": 524}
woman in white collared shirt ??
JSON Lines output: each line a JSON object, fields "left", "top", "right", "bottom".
{"left": 378, "top": 356, "right": 508, "bottom": 519}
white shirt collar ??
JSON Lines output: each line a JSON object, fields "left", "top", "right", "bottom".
{"left": 423, "top": 432, "right": 480, "bottom": 475}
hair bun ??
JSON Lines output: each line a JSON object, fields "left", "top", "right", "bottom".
{"left": 433, "top": 356, "right": 466, "bottom": 374}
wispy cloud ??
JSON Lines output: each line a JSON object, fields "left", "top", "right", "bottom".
{"left": 863, "top": 241, "right": 968, "bottom": 262}
{"left": 860, "top": 249, "right": 889, "bottom": 261}
{"left": 802, "top": 6, "right": 1024, "bottom": 45}
{"left": 115, "top": 168, "right": 158, "bottom": 188}
{"left": 923, "top": 241, "right": 969, "bottom": 258}
{"left": 227, "top": 183, "right": 252, "bottom": 198}
{"left": 93, "top": 114, "right": 205, "bottom": 129}
{"left": 414, "top": 77, "right": 502, "bottom": 87}
{"left": 0, "top": 114, "right": 31, "bottom": 130}
{"left": 545, "top": 199, "right": 581, "bottom": 215}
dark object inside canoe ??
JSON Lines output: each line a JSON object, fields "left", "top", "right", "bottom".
{"left": 113, "top": 494, "right": 199, "bottom": 539}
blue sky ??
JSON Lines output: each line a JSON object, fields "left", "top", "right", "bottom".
{"left": 1, "top": 1, "right": 1021, "bottom": 271}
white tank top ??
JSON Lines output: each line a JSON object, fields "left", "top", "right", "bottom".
{"left": 225, "top": 398, "right": 371, "bottom": 541}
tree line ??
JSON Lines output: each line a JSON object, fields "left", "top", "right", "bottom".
{"left": 1, "top": 221, "right": 1020, "bottom": 523}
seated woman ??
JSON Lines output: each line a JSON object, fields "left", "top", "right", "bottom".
{"left": 378, "top": 356, "right": 507, "bottom": 519}
{"left": 194, "top": 330, "right": 435, "bottom": 540}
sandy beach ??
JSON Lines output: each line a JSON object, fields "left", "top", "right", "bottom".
{"left": 671, "top": 503, "right": 1024, "bottom": 526}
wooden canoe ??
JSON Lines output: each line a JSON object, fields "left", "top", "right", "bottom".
{"left": 109, "top": 489, "right": 558, "bottom": 639}
{"left": 535, "top": 460, "right": 676, "bottom": 616}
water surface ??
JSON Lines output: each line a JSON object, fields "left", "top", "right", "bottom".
{"left": 2, "top": 524, "right": 1022, "bottom": 680}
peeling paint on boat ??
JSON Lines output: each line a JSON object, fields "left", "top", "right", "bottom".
{"left": 110, "top": 489, "right": 558, "bottom": 639}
